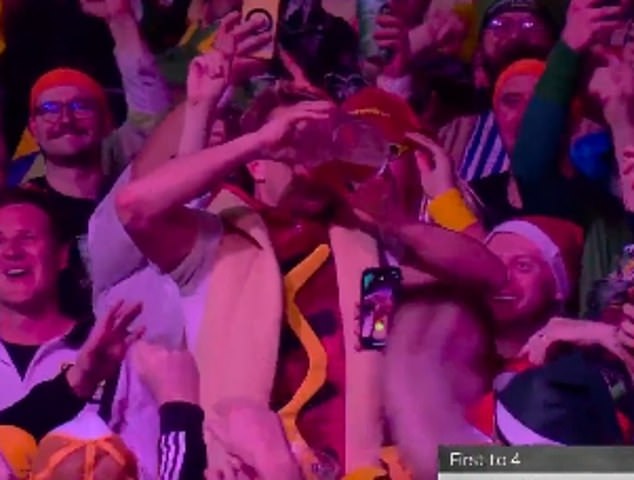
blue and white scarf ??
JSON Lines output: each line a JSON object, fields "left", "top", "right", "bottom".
{"left": 459, "top": 111, "right": 509, "bottom": 181}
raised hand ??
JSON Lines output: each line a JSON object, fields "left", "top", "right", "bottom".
{"left": 374, "top": 6, "right": 411, "bottom": 77}
{"left": 589, "top": 54, "right": 634, "bottom": 128}
{"left": 130, "top": 340, "right": 200, "bottom": 405}
{"left": 562, "top": 0, "right": 623, "bottom": 52}
{"left": 186, "top": 11, "right": 272, "bottom": 103}
{"left": 67, "top": 301, "right": 144, "bottom": 398}
{"left": 418, "top": 10, "right": 467, "bottom": 56}
{"left": 257, "top": 100, "right": 336, "bottom": 161}
{"left": 79, "top": 0, "right": 133, "bottom": 19}
{"left": 406, "top": 131, "right": 456, "bottom": 199}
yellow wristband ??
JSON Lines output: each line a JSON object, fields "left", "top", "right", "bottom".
{"left": 343, "top": 466, "right": 389, "bottom": 479}
{"left": 428, "top": 188, "right": 478, "bottom": 232}
{"left": 0, "top": 425, "right": 37, "bottom": 479}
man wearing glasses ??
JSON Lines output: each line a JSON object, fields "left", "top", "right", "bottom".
{"left": 9, "top": 0, "right": 171, "bottom": 321}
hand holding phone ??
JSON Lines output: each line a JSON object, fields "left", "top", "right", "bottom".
{"left": 242, "top": 0, "right": 281, "bottom": 59}
{"left": 562, "top": 0, "right": 623, "bottom": 52}
{"left": 358, "top": 267, "right": 402, "bottom": 350}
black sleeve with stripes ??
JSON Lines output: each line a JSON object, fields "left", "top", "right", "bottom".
{"left": 158, "top": 402, "right": 207, "bottom": 480}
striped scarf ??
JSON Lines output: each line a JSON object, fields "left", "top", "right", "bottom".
{"left": 459, "top": 111, "right": 509, "bottom": 181}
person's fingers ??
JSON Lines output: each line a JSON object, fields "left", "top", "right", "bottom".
{"left": 589, "top": 5, "right": 623, "bottom": 20}
{"left": 101, "top": 299, "right": 126, "bottom": 333}
{"left": 414, "top": 150, "right": 433, "bottom": 174}
{"left": 623, "top": 303, "right": 634, "bottom": 319}
{"left": 620, "top": 318, "right": 634, "bottom": 338}
{"left": 236, "top": 32, "right": 272, "bottom": 56}
{"left": 294, "top": 100, "right": 335, "bottom": 113}
{"left": 406, "top": 131, "right": 439, "bottom": 149}
{"left": 124, "top": 327, "right": 146, "bottom": 350}
{"left": 218, "top": 10, "right": 242, "bottom": 34}
{"left": 589, "top": 19, "right": 623, "bottom": 40}
{"left": 519, "top": 340, "right": 543, "bottom": 364}
{"left": 374, "top": 27, "right": 402, "bottom": 41}
{"left": 113, "top": 302, "right": 144, "bottom": 335}
{"left": 231, "top": 14, "right": 269, "bottom": 42}
{"left": 406, "top": 132, "right": 446, "bottom": 160}
{"left": 617, "top": 327, "right": 634, "bottom": 350}
{"left": 376, "top": 38, "right": 400, "bottom": 50}
{"left": 376, "top": 14, "right": 401, "bottom": 28}
{"left": 580, "top": 0, "right": 607, "bottom": 10}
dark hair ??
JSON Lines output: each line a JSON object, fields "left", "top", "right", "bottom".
{"left": 0, "top": 187, "right": 68, "bottom": 244}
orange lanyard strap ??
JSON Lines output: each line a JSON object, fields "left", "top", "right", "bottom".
{"left": 31, "top": 437, "right": 133, "bottom": 480}
{"left": 278, "top": 244, "right": 331, "bottom": 477}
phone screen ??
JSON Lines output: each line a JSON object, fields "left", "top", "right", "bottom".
{"left": 359, "top": 267, "right": 402, "bottom": 350}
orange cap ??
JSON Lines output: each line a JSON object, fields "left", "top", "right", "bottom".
{"left": 30, "top": 68, "right": 112, "bottom": 130}
{"left": 493, "top": 59, "right": 546, "bottom": 107}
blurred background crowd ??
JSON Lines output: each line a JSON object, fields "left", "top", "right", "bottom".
{"left": 1, "top": 0, "right": 634, "bottom": 478}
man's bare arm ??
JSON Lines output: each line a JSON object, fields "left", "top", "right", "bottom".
{"left": 116, "top": 132, "right": 266, "bottom": 272}
{"left": 117, "top": 100, "right": 334, "bottom": 272}
{"left": 131, "top": 102, "right": 186, "bottom": 179}
{"left": 385, "top": 222, "right": 506, "bottom": 292}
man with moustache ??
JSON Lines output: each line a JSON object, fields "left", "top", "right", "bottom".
{"left": 115, "top": 74, "right": 506, "bottom": 478}
{"left": 16, "top": 0, "right": 171, "bottom": 319}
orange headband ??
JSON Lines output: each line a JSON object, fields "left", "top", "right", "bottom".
{"left": 30, "top": 68, "right": 112, "bottom": 129}
{"left": 494, "top": 59, "right": 583, "bottom": 127}
{"left": 493, "top": 59, "right": 546, "bottom": 107}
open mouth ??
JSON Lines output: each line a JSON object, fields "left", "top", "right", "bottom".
{"left": 4, "top": 268, "right": 29, "bottom": 279}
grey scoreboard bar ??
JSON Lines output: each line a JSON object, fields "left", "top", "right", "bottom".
{"left": 438, "top": 446, "right": 634, "bottom": 473}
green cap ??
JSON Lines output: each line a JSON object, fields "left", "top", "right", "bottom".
{"left": 473, "top": 0, "right": 569, "bottom": 38}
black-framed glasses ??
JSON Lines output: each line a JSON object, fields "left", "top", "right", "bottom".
{"left": 33, "top": 99, "right": 98, "bottom": 121}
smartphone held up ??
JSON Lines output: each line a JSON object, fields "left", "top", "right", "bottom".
{"left": 357, "top": 0, "right": 394, "bottom": 62}
{"left": 241, "top": 0, "right": 281, "bottom": 59}
{"left": 358, "top": 267, "right": 402, "bottom": 350}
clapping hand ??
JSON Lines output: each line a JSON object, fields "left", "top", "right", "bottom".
{"left": 67, "top": 301, "right": 144, "bottom": 398}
